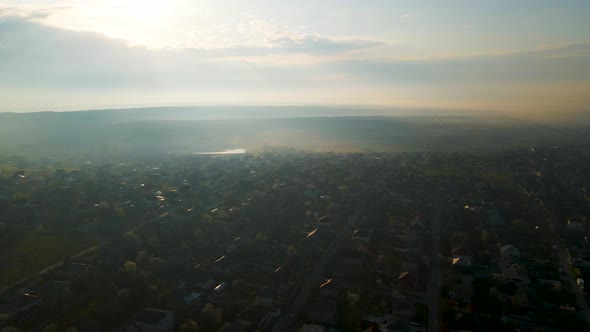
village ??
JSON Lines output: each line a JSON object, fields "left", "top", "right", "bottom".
{"left": 1, "top": 145, "right": 590, "bottom": 331}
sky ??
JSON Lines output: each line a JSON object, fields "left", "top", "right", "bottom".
{"left": 0, "top": 0, "right": 589, "bottom": 113}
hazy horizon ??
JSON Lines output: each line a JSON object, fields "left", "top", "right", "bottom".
{"left": 2, "top": 4, "right": 590, "bottom": 330}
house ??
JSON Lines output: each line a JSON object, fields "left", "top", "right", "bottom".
{"left": 139, "top": 197, "right": 157, "bottom": 209}
{"left": 566, "top": 220, "right": 585, "bottom": 233}
{"left": 340, "top": 250, "right": 367, "bottom": 266}
{"left": 410, "top": 219, "right": 425, "bottom": 231}
{"left": 192, "top": 271, "right": 215, "bottom": 291}
{"left": 392, "top": 290, "right": 405, "bottom": 306}
{"left": 352, "top": 228, "right": 373, "bottom": 244}
{"left": 319, "top": 280, "right": 341, "bottom": 300}
{"left": 508, "top": 287, "right": 529, "bottom": 309}
{"left": 451, "top": 247, "right": 471, "bottom": 257}
{"left": 235, "top": 307, "right": 279, "bottom": 330}
{"left": 166, "top": 290, "right": 202, "bottom": 312}
{"left": 451, "top": 255, "right": 472, "bottom": 272}
{"left": 449, "top": 275, "right": 474, "bottom": 309}
{"left": 400, "top": 261, "right": 418, "bottom": 276}
{"left": 133, "top": 308, "right": 175, "bottom": 332}
{"left": 398, "top": 272, "right": 415, "bottom": 289}
{"left": 398, "top": 261, "right": 419, "bottom": 289}
{"left": 500, "top": 244, "right": 521, "bottom": 260}
{"left": 539, "top": 278, "right": 562, "bottom": 291}
{"left": 500, "top": 262, "right": 530, "bottom": 286}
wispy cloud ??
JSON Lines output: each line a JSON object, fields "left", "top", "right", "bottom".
{"left": 400, "top": 12, "right": 421, "bottom": 19}
{"left": 0, "top": 3, "right": 385, "bottom": 53}
{"left": 2, "top": 18, "right": 588, "bottom": 94}
{"left": 0, "top": 4, "right": 73, "bottom": 19}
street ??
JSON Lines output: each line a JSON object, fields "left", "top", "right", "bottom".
{"left": 427, "top": 204, "right": 441, "bottom": 332}
{"left": 557, "top": 244, "right": 590, "bottom": 322}
{"left": 272, "top": 196, "right": 367, "bottom": 331}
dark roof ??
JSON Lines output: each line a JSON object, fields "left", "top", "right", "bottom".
{"left": 398, "top": 272, "right": 413, "bottom": 281}
{"left": 134, "top": 308, "right": 171, "bottom": 325}
{"left": 400, "top": 261, "right": 418, "bottom": 275}
{"left": 451, "top": 247, "right": 470, "bottom": 256}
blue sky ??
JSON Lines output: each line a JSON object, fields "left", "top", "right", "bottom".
{"left": 0, "top": 0, "right": 589, "bottom": 113}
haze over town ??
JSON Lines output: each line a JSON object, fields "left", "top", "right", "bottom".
{"left": 1, "top": 2, "right": 590, "bottom": 332}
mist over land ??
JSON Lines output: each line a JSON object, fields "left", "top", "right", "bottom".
{"left": 1, "top": 106, "right": 588, "bottom": 158}
{"left": 2, "top": 1, "right": 590, "bottom": 331}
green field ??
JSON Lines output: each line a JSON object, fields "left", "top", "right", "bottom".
{"left": 0, "top": 226, "right": 91, "bottom": 287}
{"left": 424, "top": 167, "right": 455, "bottom": 177}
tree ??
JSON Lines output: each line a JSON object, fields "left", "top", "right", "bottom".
{"left": 122, "top": 232, "right": 141, "bottom": 254}
{"left": 97, "top": 201, "right": 110, "bottom": 210}
{"left": 2, "top": 327, "right": 20, "bottom": 332}
{"left": 201, "top": 214, "right": 213, "bottom": 224}
{"left": 255, "top": 232, "right": 267, "bottom": 242}
{"left": 42, "top": 324, "right": 59, "bottom": 332}
{"left": 201, "top": 303, "right": 222, "bottom": 325}
{"left": 481, "top": 229, "right": 489, "bottom": 242}
{"left": 179, "top": 320, "right": 199, "bottom": 332}
{"left": 123, "top": 260, "right": 137, "bottom": 273}
{"left": 287, "top": 245, "right": 297, "bottom": 257}
{"left": 114, "top": 206, "right": 126, "bottom": 216}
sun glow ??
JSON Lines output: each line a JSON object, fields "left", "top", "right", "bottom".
{"left": 78, "top": 0, "right": 180, "bottom": 46}
{"left": 34, "top": 0, "right": 203, "bottom": 48}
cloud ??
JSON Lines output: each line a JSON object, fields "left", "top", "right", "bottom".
{"left": 325, "top": 42, "right": 590, "bottom": 84}
{"left": 1, "top": 17, "right": 589, "bottom": 113}
{"left": 400, "top": 13, "right": 421, "bottom": 19}
{"left": 0, "top": 4, "right": 385, "bottom": 53}
{"left": 265, "top": 34, "right": 384, "bottom": 54}
{"left": 2, "top": 17, "right": 588, "bottom": 85}
{"left": 0, "top": 5, "right": 73, "bottom": 19}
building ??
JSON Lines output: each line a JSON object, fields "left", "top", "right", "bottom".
{"left": 133, "top": 308, "right": 175, "bottom": 332}
{"left": 500, "top": 244, "right": 521, "bottom": 260}
{"left": 235, "top": 307, "right": 279, "bottom": 330}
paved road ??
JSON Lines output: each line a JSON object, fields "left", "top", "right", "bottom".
{"left": 427, "top": 204, "right": 441, "bottom": 332}
{"left": 0, "top": 213, "right": 165, "bottom": 295}
{"left": 272, "top": 198, "right": 367, "bottom": 332}
{"left": 0, "top": 245, "right": 99, "bottom": 295}
{"left": 557, "top": 243, "right": 590, "bottom": 322}
{"left": 518, "top": 181, "right": 590, "bottom": 324}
